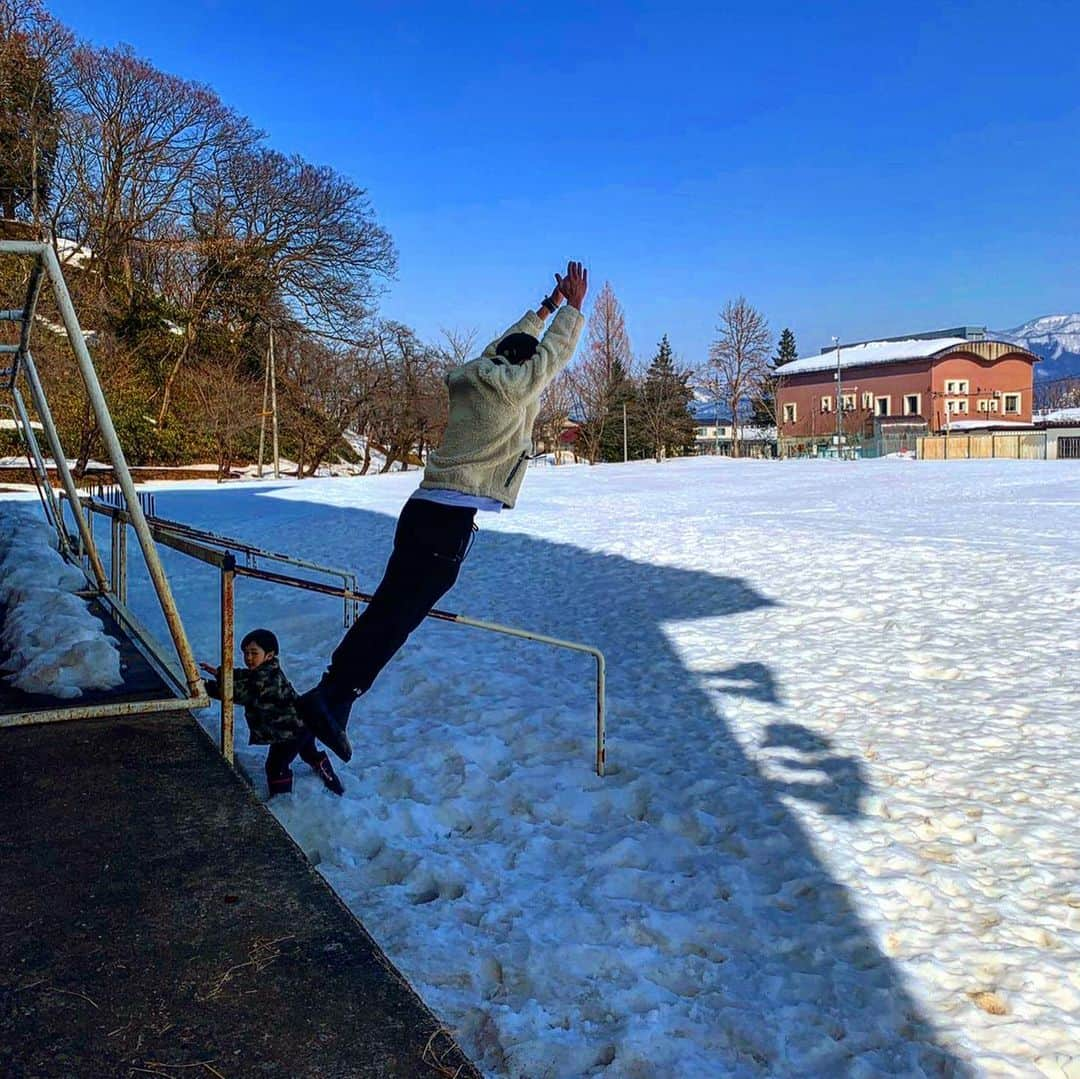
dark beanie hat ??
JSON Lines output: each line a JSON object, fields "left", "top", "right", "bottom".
{"left": 496, "top": 332, "right": 539, "bottom": 365}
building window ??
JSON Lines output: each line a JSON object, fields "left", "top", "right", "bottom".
{"left": 946, "top": 399, "right": 969, "bottom": 414}
{"left": 903, "top": 394, "right": 920, "bottom": 416}
{"left": 977, "top": 399, "right": 1000, "bottom": 413}
{"left": 1003, "top": 392, "right": 1021, "bottom": 415}
{"left": 783, "top": 402, "right": 797, "bottom": 423}
{"left": 862, "top": 392, "right": 873, "bottom": 409}
{"left": 821, "top": 395, "right": 833, "bottom": 413}
{"left": 841, "top": 393, "right": 856, "bottom": 411}
{"left": 875, "top": 396, "right": 890, "bottom": 417}
{"left": 945, "top": 379, "right": 970, "bottom": 394}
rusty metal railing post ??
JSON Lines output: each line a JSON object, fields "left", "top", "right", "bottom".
{"left": 595, "top": 653, "right": 606, "bottom": 777}
{"left": 220, "top": 552, "right": 236, "bottom": 764}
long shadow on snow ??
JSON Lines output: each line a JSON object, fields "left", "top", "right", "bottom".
{"left": 138, "top": 487, "right": 966, "bottom": 1076}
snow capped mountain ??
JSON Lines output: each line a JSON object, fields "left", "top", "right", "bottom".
{"left": 995, "top": 314, "right": 1080, "bottom": 381}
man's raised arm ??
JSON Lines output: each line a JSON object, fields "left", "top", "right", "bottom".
{"left": 480, "top": 261, "right": 589, "bottom": 399}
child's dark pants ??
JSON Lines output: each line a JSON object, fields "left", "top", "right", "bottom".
{"left": 265, "top": 732, "right": 324, "bottom": 781}
{"left": 327, "top": 498, "right": 477, "bottom": 700}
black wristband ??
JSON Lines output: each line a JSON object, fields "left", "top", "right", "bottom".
{"left": 539, "top": 295, "right": 556, "bottom": 313}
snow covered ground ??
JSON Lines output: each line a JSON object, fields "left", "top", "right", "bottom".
{"left": 5, "top": 457, "right": 1077, "bottom": 1076}
{"left": 0, "top": 506, "right": 122, "bottom": 697}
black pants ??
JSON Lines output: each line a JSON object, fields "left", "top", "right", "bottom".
{"left": 328, "top": 498, "right": 477, "bottom": 702}
{"left": 265, "top": 732, "right": 324, "bottom": 779}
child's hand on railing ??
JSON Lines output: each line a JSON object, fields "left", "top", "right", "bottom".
{"left": 199, "top": 661, "right": 219, "bottom": 678}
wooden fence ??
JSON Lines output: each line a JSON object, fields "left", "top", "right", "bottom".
{"left": 917, "top": 433, "right": 1046, "bottom": 460}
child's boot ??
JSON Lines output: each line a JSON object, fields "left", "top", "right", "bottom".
{"left": 311, "top": 751, "right": 345, "bottom": 796}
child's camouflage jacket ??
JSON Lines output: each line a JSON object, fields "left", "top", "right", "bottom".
{"left": 206, "top": 657, "right": 306, "bottom": 745}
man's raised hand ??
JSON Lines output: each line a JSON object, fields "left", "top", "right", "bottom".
{"left": 556, "top": 260, "right": 588, "bottom": 309}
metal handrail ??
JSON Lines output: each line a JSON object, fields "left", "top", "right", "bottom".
{"left": 79, "top": 497, "right": 608, "bottom": 775}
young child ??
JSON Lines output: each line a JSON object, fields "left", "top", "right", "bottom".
{"left": 201, "top": 628, "right": 344, "bottom": 798}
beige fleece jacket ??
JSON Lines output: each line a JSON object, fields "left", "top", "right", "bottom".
{"left": 421, "top": 303, "right": 584, "bottom": 508}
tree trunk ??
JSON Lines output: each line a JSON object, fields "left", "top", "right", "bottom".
{"left": 157, "top": 330, "right": 194, "bottom": 428}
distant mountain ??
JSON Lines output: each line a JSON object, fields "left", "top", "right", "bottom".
{"left": 994, "top": 315, "right": 1080, "bottom": 381}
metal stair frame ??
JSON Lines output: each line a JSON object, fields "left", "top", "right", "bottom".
{"left": 0, "top": 239, "right": 207, "bottom": 725}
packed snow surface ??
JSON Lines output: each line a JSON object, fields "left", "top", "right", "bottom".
{"left": 31, "top": 458, "right": 1078, "bottom": 1077}
{"left": 0, "top": 506, "right": 122, "bottom": 697}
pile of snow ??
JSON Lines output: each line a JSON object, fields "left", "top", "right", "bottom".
{"left": 54, "top": 236, "right": 93, "bottom": 269}
{"left": 111, "top": 459, "right": 1078, "bottom": 1077}
{"left": 0, "top": 506, "right": 122, "bottom": 698}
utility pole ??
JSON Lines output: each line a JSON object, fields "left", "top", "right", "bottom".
{"left": 269, "top": 327, "right": 280, "bottom": 479}
{"left": 623, "top": 401, "right": 628, "bottom": 462}
{"left": 833, "top": 335, "right": 843, "bottom": 459}
{"left": 257, "top": 343, "right": 270, "bottom": 479}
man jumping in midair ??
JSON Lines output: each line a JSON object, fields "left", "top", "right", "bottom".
{"left": 299, "top": 260, "right": 589, "bottom": 761}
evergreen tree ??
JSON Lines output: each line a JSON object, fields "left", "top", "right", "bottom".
{"left": 640, "top": 335, "right": 696, "bottom": 459}
{"left": 598, "top": 356, "right": 648, "bottom": 461}
{"left": 0, "top": 11, "right": 62, "bottom": 222}
{"left": 751, "top": 327, "right": 796, "bottom": 428}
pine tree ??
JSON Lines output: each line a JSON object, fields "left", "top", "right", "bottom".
{"left": 751, "top": 327, "right": 796, "bottom": 428}
{"left": 0, "top": 9, "right": 63, "bottom": 222}
{"left": 599, "top": 356, "right": 647, "bottom": 461}
{"left": 640, "top": 335, "right": 696, "bottom": 459}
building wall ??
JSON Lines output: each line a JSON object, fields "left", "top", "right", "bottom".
{"left": 928, "top": 354, "right": 1035, "bottom": 430}
{"left": 777, "top": 360, "right": 931, "bottom": 443}
{"left": 777, "top": 349, "right": 1036, "bottom": 443}
{"left": 1044, "top": 425, "right": 1080, "bottom": 460}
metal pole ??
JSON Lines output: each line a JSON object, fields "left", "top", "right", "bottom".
{"left": 622, "top": 401, "right": 628, "bottom": 462}
{"left": 11, "top": 386, "right": 66, "bottom": 547}
{"left": 269, "top": 327, "right": 280, "bottom": 479}
{"left": 833, "top": 336, "right": 842, "bottom": 459}
{"left": 257, "top": 341, "right": 270, "bottom": 479}
{"left": 39, "top": 243, "right": 202, "bottom": 694}
{"left": 220, "top": 554, "right": 235, "bottom": 764}
{"left": 20, "top": 347, "right": 109, "bottom": 589}
{"left": 595, "top": 652, "right": 606, "bottom": 776}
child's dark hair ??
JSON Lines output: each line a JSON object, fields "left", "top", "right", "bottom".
{"left": 241, "top": 628, "right": 279, "bottom": 655}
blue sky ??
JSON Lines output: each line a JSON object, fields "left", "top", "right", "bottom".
{"left": 51, "top": 0, "right": 1080, "bottom": 366}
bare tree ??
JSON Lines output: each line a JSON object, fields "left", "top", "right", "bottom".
{"left": 366, "top": 321, "right": 445, "bottom": 472}
{"left": 437, "top": 326, "right": 478, "bottom": 368}
{"left": 705, "top": 297, "right": 771, "bottom": 458}
{"left": 567, "top": 281, "right": 631, "bottom": 464}
{"left": 58, "top": 44, "right": 251, "bottom": 299}
{"left": 1035, "top": 375, "right": 1080, "bottom": 412}
{"left": 533, "top": 368, "right": 576, "bottom": 460}
{"left": 196, "top": 146, "right": 396, "bottom": 334}
{"left": 187, "top": 359, "right": 260, "bottom": 481}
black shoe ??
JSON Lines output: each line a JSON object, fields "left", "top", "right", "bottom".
{"left": 297, "top": 677, "right": 355, "bottom": 763}
{"left": 311, "top": 752, "right": 345, "bottom": 796}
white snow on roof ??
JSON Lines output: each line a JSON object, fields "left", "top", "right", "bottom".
{"left": 944, "top": 419, "right": 1033, "bottom": 430}
{"left": 777, "top": 338, "right": 970, "bottom": 376}
{"left": 1035, "top": 407, "right": 1080, "bottom": 424}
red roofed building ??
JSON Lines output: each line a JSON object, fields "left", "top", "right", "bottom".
{"left": 775, "top": 328, "right": 1039, "bottom": 457}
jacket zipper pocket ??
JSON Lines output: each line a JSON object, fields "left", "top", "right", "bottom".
{"left": 504, "top": 451, "right": 528, "bottom": 487}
